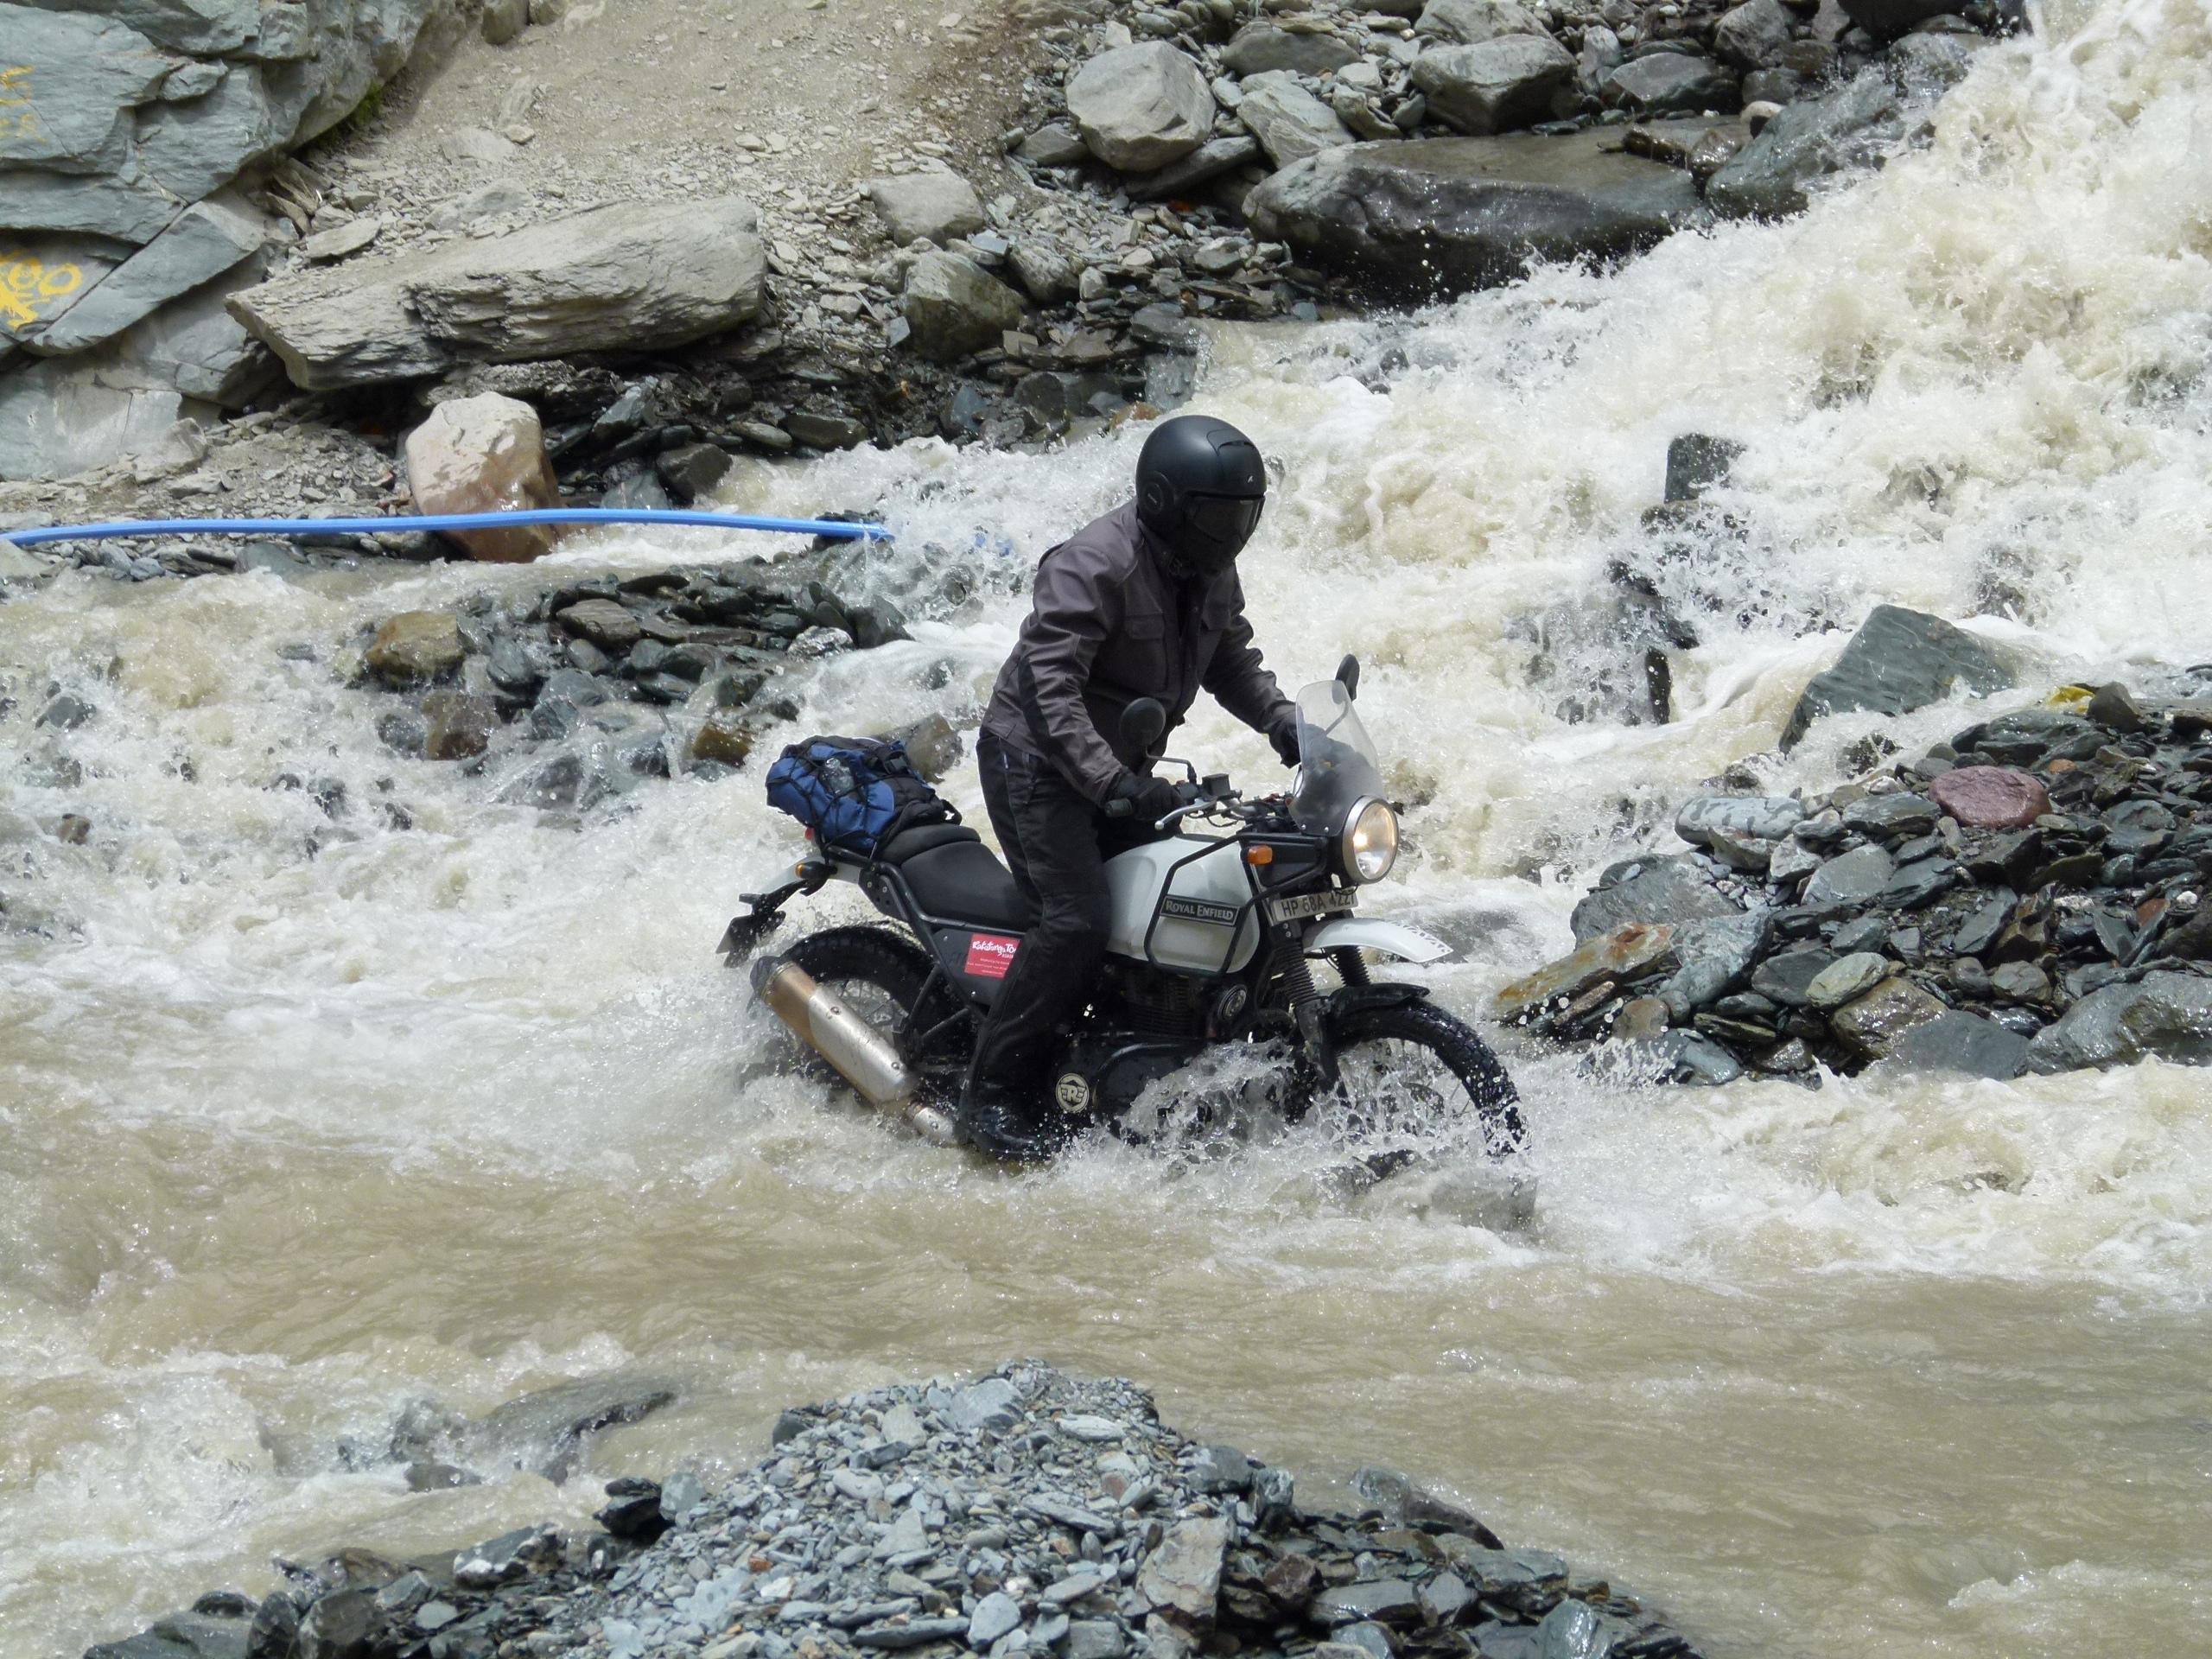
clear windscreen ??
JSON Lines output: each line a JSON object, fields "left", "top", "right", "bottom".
{"left": 1290, "top": 679, "right": 1384, "bottom": 834}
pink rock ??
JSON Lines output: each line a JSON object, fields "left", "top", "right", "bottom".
{"left": 1929, "top": 765, "right": 2050, "bottom": 829}
{"left": 404, "top": 392, "right": 563, "bottom": 563}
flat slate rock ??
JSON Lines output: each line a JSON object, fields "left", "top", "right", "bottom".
{"left": 1245, "top": 128, "right": 1710, "bottom": 301}
{"left": 1782, "top": 605, "right": 2015, "bottom": 750}
{"left": 1570, "top": 852, "right": 1739, "bottom": 944}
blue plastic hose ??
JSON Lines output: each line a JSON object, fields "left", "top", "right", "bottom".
{"left": 3, "top": 508, "right": 892, "bottom": 549}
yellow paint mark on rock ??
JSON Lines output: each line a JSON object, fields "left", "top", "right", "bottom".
{"left": 0, "top": 251, "right": 83, "bottom": 332}
{"left": 0, "top": 66, "right": 42, "bottom": 145}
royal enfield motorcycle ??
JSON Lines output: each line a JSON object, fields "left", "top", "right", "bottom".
{"left": 721, "top": 657, "right": 1522, "bottom": 1154}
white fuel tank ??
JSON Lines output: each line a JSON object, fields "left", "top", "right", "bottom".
{"left": 1103, "top": 835, "right": 1261, "bottom": 975}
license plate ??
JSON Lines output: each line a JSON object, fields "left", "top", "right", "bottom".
{"left": 1267, "top": 889, "right": 1355, "bottom": 925}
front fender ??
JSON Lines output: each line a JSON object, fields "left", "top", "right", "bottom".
{"left": 1307, "top": 916, "right": 1456, "bottom": 964}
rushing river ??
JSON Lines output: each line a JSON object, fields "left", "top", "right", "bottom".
{"left": 7, "top": 1, "right": 2212, "bottom": 1653}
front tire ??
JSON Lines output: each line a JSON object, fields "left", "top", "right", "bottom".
{"left": 1319, "top": 996, "right": 1524, "bottom": 1156}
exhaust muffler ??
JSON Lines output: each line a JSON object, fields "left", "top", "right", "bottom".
{"left": 751, "top": 956, "right": 959, "bottom": 1146}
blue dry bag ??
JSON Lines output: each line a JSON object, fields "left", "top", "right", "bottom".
{"left": 765, "top": 735, "right": 957, "bottom": 858}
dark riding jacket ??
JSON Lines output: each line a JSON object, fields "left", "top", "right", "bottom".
{"left": 980, "top": 499, "right": 1296, "bottom": 804}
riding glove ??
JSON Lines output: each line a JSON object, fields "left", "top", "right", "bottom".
{"left": 1268, "top": 715, "right": 1302, "bottom": 768}
{"left": 1107, "top": 770, "right": 1183, "bottom": 823}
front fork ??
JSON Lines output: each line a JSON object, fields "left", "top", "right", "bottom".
{"left": 1273, "top": 923, "right": 1339, "bottom": 1086}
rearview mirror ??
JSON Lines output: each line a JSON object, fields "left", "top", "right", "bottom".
{"left": 1121, "top": 696, "right": 1167, "bottom": 755}
{"left": 1335, "top": 654, "right": 1360, "bottom": 700}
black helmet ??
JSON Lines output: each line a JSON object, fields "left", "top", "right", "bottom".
{"left": 1135, "top": 415, "right": 1267, "bottom": 577}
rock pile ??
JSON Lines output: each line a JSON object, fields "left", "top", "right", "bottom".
{"left": 85, "top": 1362, "right": 1707, "bottom": 1659}
{"left": 1499, "top": 610, "right": 2212, "bottom": 1084}
{"left": 347, "top": 555, "right": 938, "bottom": 810}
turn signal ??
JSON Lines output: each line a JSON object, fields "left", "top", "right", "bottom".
{"left": 1244, "top": 844, "right": 1274, "bottom": 866}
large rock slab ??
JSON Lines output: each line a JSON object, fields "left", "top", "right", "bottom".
{"left": 901, "top": 250, "right": 1025, "bottom": 363}
{"left": 866, "top": 167, "right": 984, "bottom": 247}
{"left": 229, "top": 197, "right": 765, "bottom": 389}
{"left": 1780, "top": 604, "right": 2017, "bottom": 750}
{"left": 404, "top": 392, "right": 563, "bottom": 563}
{"left": 1570, "top": 851, "right": 1738, "bottom": 943}
{"left": 29, "top": 0, "right": 267, "bottom": 56}
{"left": 1246, "top": 130, "right": 1707, "bottom": 299}
{"left": 0, "top": 5, "right": 171, "bottom": 175}
{"left": 1706, "top": 68, "right": 1902, "bottom": 219}
{"left": 23, "top": 193, "right": 264, "bottom": 354}
{"left": 0, "top": 166, "right": 184, "bottom": 244}
{"left": 1413, "top": 35, "right": 1577, "bottom": 136}
{"left": 0, "top": 350, "right": 195, "bottom": 480}
{"left": 2028, "top": 972, "right": 2212, "bottom": 1073}
{"left": 1222, "top": 22, "right": 1359, "bottom": 74}
{"left": 1604, "top": 53, "right": 1738, "bottom": 116}
{"left": 1065, "top": 41, "right": 1215, "bottom": 173}
{"left": 1236, "top": 71, "right": 1356, "bottom": 168}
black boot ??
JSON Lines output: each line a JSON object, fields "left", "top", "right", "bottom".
{"left": 957, "top": 1074, "right": 1076, "bottom": 1163}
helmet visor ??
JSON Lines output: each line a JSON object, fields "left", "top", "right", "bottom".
{"left": 1184, "top": 494, "right": 1264, "bottom": 561}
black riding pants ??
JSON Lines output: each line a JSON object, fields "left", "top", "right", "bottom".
{"left": 970, "top": 733, "right": 1154, "bottom": 1092}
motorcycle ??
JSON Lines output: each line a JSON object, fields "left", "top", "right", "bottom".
{"left": 721, "top": 656, "right": 1522, "bottom": 1154}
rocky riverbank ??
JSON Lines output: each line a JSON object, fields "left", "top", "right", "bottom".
{"left": 1497, "top": 600, "right": 2212, "bottom": 1085}
{"left": 5, "top": 0, "right": 2018, "bottom": 499}
{"left": 85, "top": 1363, "right": 1704, "bottom": 1659}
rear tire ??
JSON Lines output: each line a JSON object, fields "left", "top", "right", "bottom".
{"left": 780, "top": 927, "right": 972, "bottom": 1100}
{"left": 1319, "top": 996, "right": 1524, "bottom": 1156}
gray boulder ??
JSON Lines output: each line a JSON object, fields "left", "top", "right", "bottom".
{"left": 1235, "top": 72, "right": 1356, "bottom": 168}
{"left": 23, "top": 193, "right": 265, "bottom": 355}
{"left": 1007, "top": 234, "right": 1083, "bottom": 302}
{"left": 1412, "top": 35, "right": 1578, "bottom": 136}
{"left": 1604, "top": 53, "right": 1739, "bottom": 116}
{"left": 1221, "top": 22, "right": 1359, "bottom": 75}
{"left": 1244, "top": 129, "right": 1707, "bottom": 299}
{"left": 1713, "top": 0, "right": 1795, "bottom": 70}
{"left": 1706, "top": 68, "right": 1903, "bottom": 219}
{"left": 1569, "top": 852, "right": 1740, "bottom": 944}
{"left": 2028, "top": 972, "right": 2212, "bottom": 1073}
{"left": 1414, "top": 0, "right": 1548, "bottom": 43}
{"left": 1065, "top": 41, "right": 1215, "bottom": 173}
{"left": 1883, "top": 1010, "right": 2030, "bottom": 1080}
{"left": 866, "top": 168, "right": 985, "bottom": 247}
{"left": 901, "top": 251, "right": 1026, "bottom": 363}
{"left": 229, "top": 197, "right": 765, "bottom": 389}
{"left": 1780, "top": 604, "right": 2016, "bottom": 750}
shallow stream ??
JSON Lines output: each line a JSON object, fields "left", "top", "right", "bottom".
{"left": 5, "top": 1, "right": 2211, "bottom": 1652}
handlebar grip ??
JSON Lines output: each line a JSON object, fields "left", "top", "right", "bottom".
{"left": 1103, "top": 798, "right": 1133, "bottom": 820}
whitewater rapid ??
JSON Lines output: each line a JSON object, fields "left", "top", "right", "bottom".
{"left": 5, "top": 1, "right": 2212, "bottom": 1654}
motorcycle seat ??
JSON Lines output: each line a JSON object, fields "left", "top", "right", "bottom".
{"left": 891, "top": 833, "right": 1037, "bottom": 931}
{"left": 877, "top": 823, "right": 980, "bottom": 862}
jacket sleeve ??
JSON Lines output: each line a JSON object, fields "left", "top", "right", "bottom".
{"left": 1203, "top": 577, "right": 1296, "bottom": 737}
{"left": 1010, "top": 543, "right": 1128, "bottom": 804}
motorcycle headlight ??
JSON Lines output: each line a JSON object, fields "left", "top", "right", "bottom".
{"left": 1341, "top": 798, "right": 1397, "bottom": 884}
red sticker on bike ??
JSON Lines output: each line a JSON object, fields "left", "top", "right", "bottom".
{"left": 964, "top": 934, "right": 1020, "bottom": 979}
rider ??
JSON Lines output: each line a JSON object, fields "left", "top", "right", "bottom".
{"left": 964, "top": 415, "right": 1301, "bottom": 1160}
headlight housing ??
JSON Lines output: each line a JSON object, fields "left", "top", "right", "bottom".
{"left": 1341, "top": 798, "right": 1398, "bottom": 883}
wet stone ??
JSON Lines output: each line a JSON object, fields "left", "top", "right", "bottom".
{"left": 1828, "top": 976, "right": 1948, "bottom": 1058}
{"left": 1803, "top": 844, "right": 1894, "bottom": 908}
{"left": 1929, "top": 765, "right": 2049, "bottom": 829}
{"left": 1751, "top": 946, "right": 1836, "bottom": 1007}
